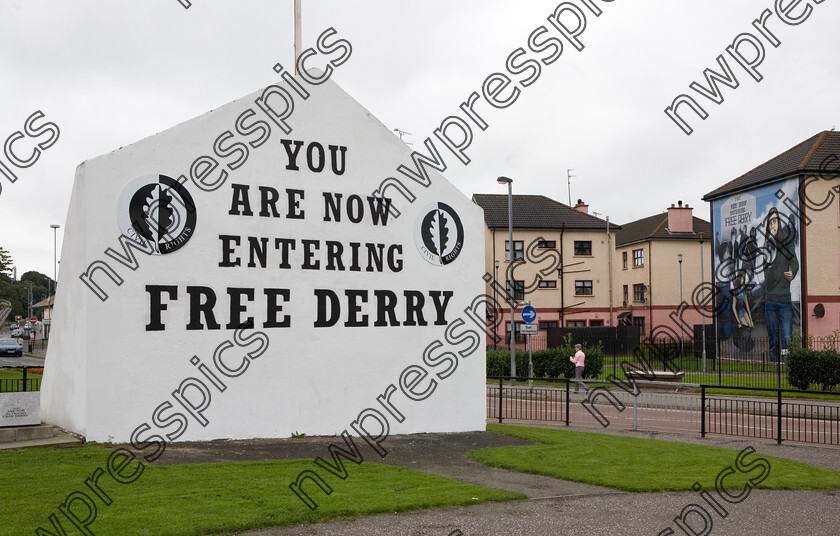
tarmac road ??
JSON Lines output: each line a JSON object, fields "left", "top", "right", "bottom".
{"left": 0, "top": 355, "right": 44, "bottom": 367}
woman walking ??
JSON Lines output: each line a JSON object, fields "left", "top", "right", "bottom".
{"left": 570, "top": 343, "right": 589, "bottom": 394}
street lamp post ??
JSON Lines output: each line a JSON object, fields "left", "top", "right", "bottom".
{"left": 494, "top": 259, "right": 500, "bottom": 350}
{"left": 700, "top": 236, "right": 707, "bottom": 373}
{"left": 48, "top": 224, "right": 60, "bottom": 340}
{"left": 678, "top": 253, "right": 683, "bottom": 358}
{"left": 498, "top": 176, "right": 516, "bottom": 385}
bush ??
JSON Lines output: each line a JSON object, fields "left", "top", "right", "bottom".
{"left": 787, "top": 347, "right": 840, "bottom": 391}
{"left": 486, "top": 335, "right": 603, "bottom": 379}
{"left": 486, "top": 349, "right": 510, "bottom": 378}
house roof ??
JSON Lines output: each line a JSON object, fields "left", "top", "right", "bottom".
{"left": 704, "top": 131, "right": 840, "bottom": 200}
{"left": 32, "top": 295, "right": 55, "bottom": 309}
{"left": 616, "top": 213, "right": 711, "bottom": 247}
{"left": 471, "top": 194, "right": 621, "bottom": 231}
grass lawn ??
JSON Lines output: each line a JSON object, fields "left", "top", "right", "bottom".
{"left": 0, "top": 369, "right": 41, "bottom": 380}
{"left": 471, "top": 425, "right": 840, "bottom": 492}
{"left": 1, "top": 445, "right": 521, "bottom": 536}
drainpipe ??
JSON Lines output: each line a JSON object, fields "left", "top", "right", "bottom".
{"left": 559, "top": 223, "right": 565, "bottom": 327}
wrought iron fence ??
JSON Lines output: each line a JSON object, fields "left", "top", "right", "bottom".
{"left": 489, "top": 332, "right": 840, "bottom": 392}
{"left": 0, "top": 367, "right": 42, "bottom": 393}
{"left": 701, "top": 385, "right": 840, "bottom": 446}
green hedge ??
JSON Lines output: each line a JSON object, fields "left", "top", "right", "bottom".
{"left": 787, "top": 347, "right": 840, "bottom": 391}
{"left": 487, "top": 337, "right": 604, "bottom": 380}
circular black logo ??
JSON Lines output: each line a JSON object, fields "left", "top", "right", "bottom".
{"left": 414, "top": 202, "right": 464, "bottom": 266}
{"left": 117, "top": 174, "right": 196, "bottom": 255}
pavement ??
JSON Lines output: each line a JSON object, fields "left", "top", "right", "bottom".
{"left": 157, "top": 425, "right": 840, "bottom": 536}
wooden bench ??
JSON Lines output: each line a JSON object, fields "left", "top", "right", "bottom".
{"left": 625, "top": 370, "right": 685, "bottom": 383}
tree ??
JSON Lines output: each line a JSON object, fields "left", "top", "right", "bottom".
{"left": 0, "top": 247, "right": 12, "bottom": 278}
{"left": 0, "top": 267, "right": 54, "bottom": 319}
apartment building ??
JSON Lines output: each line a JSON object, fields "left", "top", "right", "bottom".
{"left": 614, "top": 202, "right": 712, "bottom": 338}
{"left": 472, "top": 194, "right": 619, "bottom": 345}
{"left": 704, "top": 130, "right": 840, "bottom": 348}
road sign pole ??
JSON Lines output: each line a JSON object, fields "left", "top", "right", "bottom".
{"left": 520, "top": 305, "right": 537, "bottom": 389}
{"left": 528, "top": 334, "right": 533, "bottom": 389}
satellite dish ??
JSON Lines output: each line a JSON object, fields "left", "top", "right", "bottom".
{"left": 814, "top": 303, "right": 825, "bottom": 318}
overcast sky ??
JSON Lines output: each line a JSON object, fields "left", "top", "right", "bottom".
{"left": 1, "top": 0, "right": 838, "bottom": 278}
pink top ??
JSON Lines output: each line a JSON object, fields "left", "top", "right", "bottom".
{"left": 571, "top": 350, "right": 585, "bottom": 367}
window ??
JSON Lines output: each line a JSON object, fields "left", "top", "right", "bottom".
{"left": 575, "top": 280, "right": 593, "bottom": 296}
{"left": 622, "top": 251, "right": 628, "bottom": 269}
{"left": 633, "top": 248, "right": 644, "bottom": 267}
{"left": 538, "top": 279, "right": 557, "bottom": 288}
{"left": 574, "top": 240, "right": 592, "bottom": 256}
{"left": 506, "top": 280, "right": 524, "bottom": 301}
{"left": 589, "top": 320, "right": 604, "bottom": 327}
{"left": 505, "top": 240, "right": 524, "bottom": 261}
{"left": 623, "top": 285, "right": 629, "bottom": 304}
{"left": 633, "top": 283, "right": 646, "bottom": 302}
{"left": 537, "top": 240, "right": 556, "bottom": 249}
{"left": 539, "top": 321, "right": 558, "bottom": 330}
{"left": 506, "top": 321, "right": 526, "bottom": 343}
{"left": 567, "top": 320, "right": 586, "bottom": 327}
{"left": 633, "top": 316, "right": 645, "bottom": 331}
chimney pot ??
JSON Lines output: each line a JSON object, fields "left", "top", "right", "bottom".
{"left": 667, "top": 200, "right": 693, "bottom": 232}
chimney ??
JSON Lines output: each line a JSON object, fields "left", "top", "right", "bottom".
{"left": 667, "top": 200, "right": 693, "bottom": 233}
{"left": 574, "top": 198, "right": 589, "bottom": 215}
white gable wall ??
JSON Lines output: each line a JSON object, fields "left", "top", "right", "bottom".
{"left": 42, "top": 77, "right": 486, "bottom": 443}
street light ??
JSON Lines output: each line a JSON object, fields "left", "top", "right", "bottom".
{"left": 494, "top": 259, "right": 500, "bottom": 350}
{"left": 677, "top": 253, "right": 683, "bottom": 304}
{"left": 498, "top": 175, "right": 516, "bottom": 385}
{"left": 699, "top": 235, "right": 707, "bottom": 373}
{"left": 678, "top": 253, "right": 683, "bottom": 358}
{"left": 48, "top": 224, "right": 60, "bottom": 340}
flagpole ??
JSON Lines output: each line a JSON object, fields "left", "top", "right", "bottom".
{"left": 294, "top": 0, "right": 301, "bottom": 75}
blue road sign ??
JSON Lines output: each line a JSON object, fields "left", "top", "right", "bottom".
{"left": 521, "top": 306, "right": 537, "bottom": 324}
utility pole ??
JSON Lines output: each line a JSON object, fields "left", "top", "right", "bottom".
{"left": 566, "top": 169, "right": 575, "bottom": 206}
{"left": 294, "top": 0, "right": 302, "bottom": 75}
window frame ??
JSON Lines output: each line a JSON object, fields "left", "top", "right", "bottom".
{"left": 633, "top": 248, "right": 644, "bottom": 267}
{"left": 633, "top": 283, "right": 646, "bottom": 302}
{"left": 574, "top": 280, "right": 594, "bottom": 296}
{"left": 506, "top": 279, "right": 525, "bottom": 301}
{"left": 538, "top": 279, "right": 557, "bottom": 289}
{"left": 505, "top": 240, "right": 524, "bottom": 261}
{"left": 505, "top": 321, "right": 526, "bottom": 343}
{"left": 574, "top": 240, "right": 593, "bottom": 256}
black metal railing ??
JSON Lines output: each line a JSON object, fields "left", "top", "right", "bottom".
{"left": 701, "top": 385, "right": 840, "bottom": 446}
{"left": 0, "top": 367, "right": 42, "bottom": 393}
{"left": 489, "top": 333, "right": 840, "bottom": 392}
{"left": 487, "top": 377, "right": 570, "bottom": 425}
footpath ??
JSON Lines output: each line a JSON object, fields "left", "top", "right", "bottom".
{"left": 157, "top": 426, "right": 840, "bottom": 536}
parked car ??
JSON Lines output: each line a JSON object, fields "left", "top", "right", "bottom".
{"left": 0, "top": 338, "right": 23, "bottom": 357}
{"left": 9, "top": 323, "right": 18, "bottom": 331}
{"left": 10, "top": 329, "right": 23, "bottom": 337}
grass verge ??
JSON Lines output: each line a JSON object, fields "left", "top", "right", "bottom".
{"left": 471, "top": 424, "right": 840, "bottom": 492}
{"left": 2, "top": 445, "right": 521, "bottom": 536}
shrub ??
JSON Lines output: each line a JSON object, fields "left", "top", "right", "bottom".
{"left": 787, "top": 347, "right": 840, "bottom": 391}
{"left": 486, "top": 335, "right": 603, "bottom": 379}
{"left": 486, "top": 349, "right": 510, "bottom": 377}
{"left": 787, "top": 347, "right": 813, "bottom": 390}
